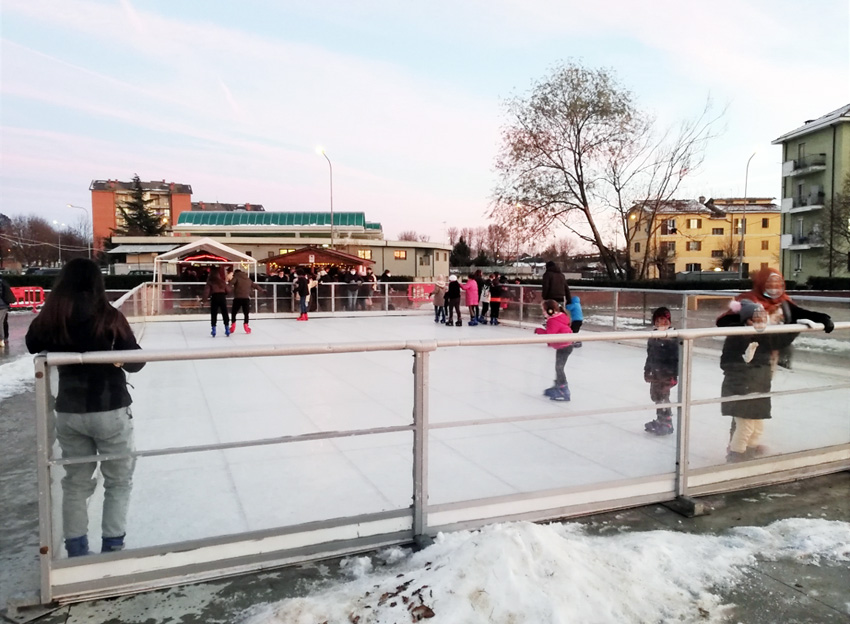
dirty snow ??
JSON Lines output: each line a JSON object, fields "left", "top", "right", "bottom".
{"left": 243, "top": 518, "right": 850, "bottom": 624}
{"left": 0, "top": 354, "right": 34, "bottom": 401}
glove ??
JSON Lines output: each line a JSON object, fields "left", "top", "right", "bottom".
{"left": 644, "top": 372, "right": 653, "bottom": 383}
{"left": 823, "top": 318, "right": 834, "bottom": 334}
{"left": 669, "top": 378, "right": 678, "bottom": 387}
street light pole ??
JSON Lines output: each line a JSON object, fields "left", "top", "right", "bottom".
{"left": 68, "top": 203, "right": 91, "bottom": 259}
{"left": 52, "top": 220, "right": 65, "bottom": 265}
{"left": 318, "top": 148, "right": 334, "bottom": 249}
{"left": 738, "top": 152, "right": 757, "bottom": 278}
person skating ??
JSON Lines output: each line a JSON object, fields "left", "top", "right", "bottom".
{"left": 643, "top": 307, "right": 679, "bottom": 436}
{"left": 446, "top": 275, "right": 462, "bottom": 326}
{"left": 489, "top": 273, "right": 503, "bottom": 325}
{"left": 565, "top": 295, "right": 583, "bottom": 346}
{"left": 541, "top": 261, "right": 571, "bottom": 308}
{"left": 717, "top": 267, "right": 833, "bottom": 462}
{"left": 295, "top": 268, "right": 310, "bottom": 320}
{"left": 432, "top": 275, "right": 447, "bottom": 323}
{"left": 534, "top": 299, "right": 574, "bottom": 401}
{"left": 203, "top": 266, "right": 230, "bottom": 337}
{"left": 0, "top": 276, "right": 16, "bottom": 348}
{"left": 26, "top": 258, "right": 145, "bottom": 557}
{"left": 228, "top": 269, "right": 263, "bottom": 334}
{"left": 460, "top": 273, "right": 479, "bottom": 326}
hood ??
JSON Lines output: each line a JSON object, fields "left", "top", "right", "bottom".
{"left": 545, "top": 261, "right": 561, "bottom": 273}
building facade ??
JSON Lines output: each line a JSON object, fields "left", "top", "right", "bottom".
{"left": 90, "top": 179, "right": 193, "bottom": 250}
{"left": 109, "top": 211, "right": 451, "bottom": 279}
{"left": 628, "top": 197, "right": 781, "bottom": 279}
{"left": 771, "top": 104, "right": 850, "bottom": 281}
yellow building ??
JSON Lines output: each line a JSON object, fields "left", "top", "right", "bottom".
{"left": 628, "top": 197, "right": 782, "bottom": 279}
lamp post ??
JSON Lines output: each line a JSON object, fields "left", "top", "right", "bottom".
{"left": 317, "top": 147, "right": 334, "bottom": 249}
{"left": 738, "top": 152, "right": 757, "bottom": 278}
{"left": 52, "top": 220, "right": 66, "bottom": 265}
{"left": 67, "top": 203, "right": 91, "bottom": 259}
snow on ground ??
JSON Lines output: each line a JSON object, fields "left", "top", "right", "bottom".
{"left": 0, "top": 354, "right": 34, "bottom": 401}
{"left": 243, "top": 518, "right": 850, "bottom": 624}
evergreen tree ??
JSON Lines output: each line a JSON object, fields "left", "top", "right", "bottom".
{"left": 113, "top": 175, "right": 167, "bottom": 236}
{"left": 450, "top": 236, "right": 471, "bottom": 267}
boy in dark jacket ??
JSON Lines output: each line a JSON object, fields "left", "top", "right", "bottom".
{"left": 445, "top": 275, "right": 462, "bottom": 326}
{"left": 643, "top": 307, "right": 679, "bottom": 436}
{"left": 0, "top": 277, "right": 16, "bottom": 347}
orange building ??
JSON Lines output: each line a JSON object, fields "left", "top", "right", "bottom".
{"left": 90, "top": 179, "right": 193, "bottom": 250}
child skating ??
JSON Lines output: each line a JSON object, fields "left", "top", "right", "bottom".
{"left": 460, "top": 273, "right": 479, "bottom": 326}
{"left": 445, "top": 275, "right": 462, "bottom": 326}
{"left": 643, "top": 307, "right": 679, "bottom": 435}
{"left": 534, "top": 299, "right": 574, "bottom": 401}
{"left": 432, "top": 275, "right": 447, "bottom": 323}
{"left": 565, "top": 295, "right": 583, "bottom": 346}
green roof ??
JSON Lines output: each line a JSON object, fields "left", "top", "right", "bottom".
{"left": 176, "top": 211, "right": 381, "bottom": 229}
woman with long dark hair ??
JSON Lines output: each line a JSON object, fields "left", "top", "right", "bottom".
{"left": 203, "top": 265, "right": 230, "bottom": 337}
{"left": 26, "top": 258, "right": 145, "bottom": 557}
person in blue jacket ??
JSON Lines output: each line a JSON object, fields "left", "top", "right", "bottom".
{"left": 565, "top": 295, "right": 583, "bottom": 346}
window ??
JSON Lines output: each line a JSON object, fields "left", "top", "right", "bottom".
{"left": 762, "top": 218, "right": 769, "bottom": 228}
{"left": 661, "top": 241, "right": 676, "bottom": 254}
{"left": 687, "top": 218, "right": 702, "bottom": 229}
{"left": 394, "top": 250, "right": 407, "bottom": 260}
{"left": 711, "top": 227, "right": 724, "bottom": 235}
{"left": 761, "top": 262, "right": 769, "bottom": 270}
{"left": 267, "top": 251, "right": 274, "bottom": 257}
{"left": 798, "top": 142, "right": 806, "bottom": 160}
{"left": 711, "top": 250, "right": 723, "bottom": 258}
{"left": 686, "top": 241, "right": 702, "bottom": 251}
{"left": 245, "top": 250, "right": 252, "bottom": 257}
{"left": 419, "top": 255, "right": 431, "bottom": 266}
{"left": 794, "top": 253, "right": 803, "bottom": 272}
{"left": 634, "top": 242, "right": 641, "bottom": 253}
{"left": 357, "top": 249, "right": 373, "bottom": 260}
{"left": 761, "top": 240, "right": 769, "bottom": 250}
{"left": 685, "top": 263, "right": 702, "bottom": 271}
{"left": 278, "top": 248, "right": 295, "bottom": 255}
{"left": 734, "top": 218, "right": 745, "bottom": 235}
{"left": 661, "top": 219, "right": 676, "bottom": 235}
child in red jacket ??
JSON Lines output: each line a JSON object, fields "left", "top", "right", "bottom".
{"left": 535, "top": 299, "right": 574, "bottom": 401}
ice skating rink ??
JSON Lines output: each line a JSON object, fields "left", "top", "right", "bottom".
{"left": 47, "top": 315, "right": 850, "bottom": 556}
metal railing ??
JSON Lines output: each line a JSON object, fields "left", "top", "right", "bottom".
{"left": 31, "top": 319, "right": 850, "bottom": 604}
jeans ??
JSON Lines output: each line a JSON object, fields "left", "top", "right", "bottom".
{"left": 55, "top": 407, "right": 136, "bottom": 540}
{"left": 554, "top": 346, "right": 573, "bottom": 385}
{"left": 300, "top": 296, "right": 308, "bottom": 315}
{"left": 346, "top": 290, "right": 358, "bottom": 311}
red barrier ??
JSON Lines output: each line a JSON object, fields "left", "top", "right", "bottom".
{"left": 407, "top": 283, "right": 435, "bottom": 302}
{"left": 10, "top": 286, "right": 45, "bottom": 312}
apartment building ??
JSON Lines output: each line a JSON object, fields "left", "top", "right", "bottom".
{"left": 771, "top": 104, "right": 850, "bottom": 280}
{"left": 628, "top": 197, "right": 781, "bottom": 279}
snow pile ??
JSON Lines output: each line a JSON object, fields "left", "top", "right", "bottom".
{"left": 243, "top": 518, "right": 850, "bottom": 624}
{"left": 0, "top": 354, "right": 35, "bottom": 401}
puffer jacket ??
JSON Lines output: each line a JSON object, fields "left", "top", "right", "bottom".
{"left": 460, "top": 279, "right": 479, "bottom": 306}
{"left": 230, "top": 270, "right": 259, "bottom": 299}
{"left": 534, "top": 311, "right": 573, "bottom": 349}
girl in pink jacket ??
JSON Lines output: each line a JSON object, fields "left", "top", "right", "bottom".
{"left": 460, "top": 273, "right": 480, "bottom": 326}
{"left": 534, "top": 299, "right": 574, "bottom": 401}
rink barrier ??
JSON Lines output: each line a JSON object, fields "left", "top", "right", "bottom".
{"left": 31, "top": 321, "right": 850, "bottom": 605}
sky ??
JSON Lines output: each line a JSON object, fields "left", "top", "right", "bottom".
{"left": 1, "top": 0, "right": 848, "bottom": 245}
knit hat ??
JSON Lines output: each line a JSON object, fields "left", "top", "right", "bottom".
{"left": 729, "top": 299, "right": 761, "bottom": 322}
{"left": 448, "top": 275, "right": 457, "bottom": 282}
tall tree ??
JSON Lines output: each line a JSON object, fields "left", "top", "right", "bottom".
{"left": 819, "top": 172, "right": 850, "bottom": 277}
{"left": 113, "top": 175, "right": 167, "bottom": 236}
{"left": 450, "top": 236, "right": 472, "bottom": 267}
{"left": 491, "top": 61, "right": 719, "bottom": 280}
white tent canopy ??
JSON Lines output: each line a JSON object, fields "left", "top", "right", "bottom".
{"left": 154, "top": 237, "right": 258, "bottom": 283}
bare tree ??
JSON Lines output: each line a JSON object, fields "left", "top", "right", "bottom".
{"left": 491, "top": 60, "right": 721, "bottom": 280}
{"left": 5, "top": 215, "right": 57, "bottom": 266}
{"left": 398, "top": 230, "right": 420, "bottom": 241}
{"left": 446, "top": 226, "right": 459, "bottom": 246}
{"left": 819, "top": 172, "right": 850, "bottom": 277}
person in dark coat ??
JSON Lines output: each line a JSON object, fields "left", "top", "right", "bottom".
{"left": 0, "top": 276, "right": 16, "bottom": 347}
{"left": 229, "top": 269, "right": 262, "bottom": 334}
{"left": 716, "top": 267, "right": 833, "bottom": 462}
{"left": 26, "top": 258, "right": 145, "bottom": 557}
{"left": 488, "top": 273, "right": 504, "bottom": 325}
{"left": 445, "top": 275, "right": 462, "bottom": 326}
{"left": 643, "top": 307, "right": 679, "bottom": 436}
{"left": 203, "top": 266, "right": 230, "bottom": 337}
{"left": 541, "top": 261, "right": 571, "bottom": 307}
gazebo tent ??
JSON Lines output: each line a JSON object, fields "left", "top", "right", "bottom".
{"left": 261, "top": 246, "right": 375, "bottom": 271}
{"left": 153, "top": 237, "right": 258, "bottom": 284}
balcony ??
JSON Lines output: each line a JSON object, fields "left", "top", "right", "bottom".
{"left": 780, "top": 193, "right": 825, "bottom": 213}
{"left": 783, "top": 232, "right": 825, "bottom": 250}
{"left": 781, "top": 153, "right": 827, "bottom": 177}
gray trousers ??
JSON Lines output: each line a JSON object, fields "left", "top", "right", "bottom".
{"left": 55, "top": 407, "right": 136, "bottom": 540}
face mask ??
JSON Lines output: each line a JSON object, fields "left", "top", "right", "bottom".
{"left": 764, "top": 288, "right": 782, "bottom": 299}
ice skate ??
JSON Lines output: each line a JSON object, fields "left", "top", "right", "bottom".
{"left": 229, "top": 322, "right": 236, "bottom": 334}
{"left": 244, "top": 323, "right": 252, "bottom": 334}
{"left": 468, "top": 318, "right": 478, "bottom": 326}
{"left": 549, "top": 385, "right": 570, "bottom": 401}
{"left": 644, "top": 419, "right": 673, "bottom": 435}
{"left": 224, "top": 325, "right": 231, "bottom": 337}
{"left": 455, "top": 320, "right": 462, "bottom": 326}
{"left": 210, "top": 326, "right": 216, "bottom": 337}
{"left": 543, "top": 386, "right": 559, "bottom": 397}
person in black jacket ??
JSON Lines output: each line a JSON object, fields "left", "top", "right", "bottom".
{"left": 0, "top": 277, "right": 16, "bottom": 347}
{"left": 643, "top": 307, "right": 679, "bottom": 436}
{"left": 541, "top": 261, "right": 571, "bottom": 307}
{"left": 26, "top": 259, "right": 145, "bottom": 557}
{"left": 717, "top": 267, "right": 833, "bottom": 462}
{"left": 445, "top": 275, "right": 462, "bottom": 326}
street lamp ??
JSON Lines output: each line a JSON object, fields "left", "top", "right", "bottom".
{"left": 316, "top": 147, "right": 334, "bottom": 249}
{"left": 52, "top": 220, "right": 66, "bottom": 265}
{"left": 738, "top": 152, "right": 757, "bottom": 278}
{"left": 68, "top": 203, "right": 91, "bottom": 259}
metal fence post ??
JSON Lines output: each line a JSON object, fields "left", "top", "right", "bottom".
{"left": 675, "top": 337, "right": 694, "bottom": 498}
{"left": 384, "top": 283, "right": 389, "bottom": 313}
{"left": 518, "top": 286, "right": 524, "bottom": 326}
{"left": 412, "top": 347, "right": 432, "bottom": 538}
{"left": 612, "top": 291, "right": 619, "bottom": 330}
{"left": 273, "top": 283, "right": 278, "bottom": 314}
{"left": 681, "top": 292, "right": 689, "bottom": 329}
{"left": 33, "top": 355, "right": 54, "bottom": 603}
{"left": 331, "top": 283, "right": 336, "bottom": 313}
